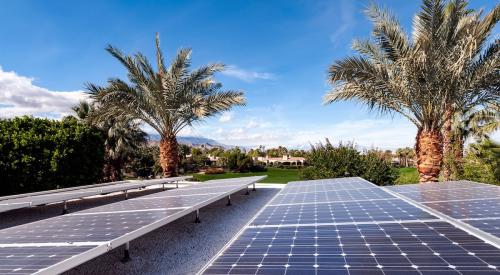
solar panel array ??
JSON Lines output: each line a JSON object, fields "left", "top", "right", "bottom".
{"left": 0, "top": 176, "right": 265, "bottom": 275}
{"left": 387, "top": 181, "right": 500, "bottom": 240}
{"left": 201, "top": 178, "right": 500, "bottom": 274}
{"left": 0, "top": 176, "right": 191, "bottom": 213}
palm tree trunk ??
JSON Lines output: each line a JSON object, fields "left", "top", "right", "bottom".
{"left": 102, "top": 157, "right": 122, "bottom": 182}
{"left": 442, "top": 107, "right": 453, "bottom": 181}
{"left": 159, "top": 135, "right": 178, "bottom": 177}
{"left": 453, "top": 134, "right": 464, "bottom": 177}
{"left": 416, "top": 128, "right": 443, "bottom": 183}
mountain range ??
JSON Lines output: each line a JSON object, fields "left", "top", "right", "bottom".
{"left": 147, "top": 134, "right": 314, "bottom": 150}
{"left": 148, "top": 134, "right": 236, "bottom": 149}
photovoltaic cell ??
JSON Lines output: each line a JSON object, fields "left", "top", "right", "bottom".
{"left": 464, "top": 220, "right": 500, "bottom": 239}
{"left": 388, "top": 181, "right": 500, "bottom": 239}
{"left": 422, "top": 199, "right": 500, "bottom": 220}
{"left": 201, "top": 178, "right": 500, "bottom": 275}
{"left": 204, "top": 222, "right": 500, "bottom": 274}
{"left": 252, "top": 199, "right": 436, "bottom": 226}
{"left": 271, "top": 189, "right": 395, "bottom": 205}
{"left": 0, "top": 246, "right": 100, "bottom": 275}
{"left": 386, "top": 181, "right": 500, "bottom": 202}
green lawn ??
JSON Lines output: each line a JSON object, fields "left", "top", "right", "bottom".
{"left": 395, "top": 167, "right": 419, "bottom": 184}
{"left": 191, "top": 167, "right": 418, "bottom": 185}
{"left": 190, "top": 167, "right": 300, "bottom": 183}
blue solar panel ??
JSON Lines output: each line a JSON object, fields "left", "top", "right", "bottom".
{"left": 252, "top": 199, "right": 436, "bottom": 226}
{"left": 204, "top": 222, "right": 500, "bottom": 274}
{"left": 0, "top": 176, "right": 265, "bottom": 274}
{"left": 200, "top": 178, "right": 500, "bottom": 274}
{"left": 388, "top": 181, "right": 500, "bottom": 240}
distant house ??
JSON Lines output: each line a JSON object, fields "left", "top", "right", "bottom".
{"left": 254, "top": 155, "right": 306, "bottom": 166}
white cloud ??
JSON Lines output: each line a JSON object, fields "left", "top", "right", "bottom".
{"left": 246, "top": 120, "right": 258, "bottom": 129}
{"left": 201, "top": 115, "right": 419, "bottom": 150}
{"left": 221, "top": 65, "right": 275, "bottom": 82}
{"left": 219, "top": 111, "right": 233, "bottom": 122}
{"left": 0, "top": 66, "right": 87, "bottom": 118}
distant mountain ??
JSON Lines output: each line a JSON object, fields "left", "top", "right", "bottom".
{"left": 147, "top": 134, "right": 235, "bottom": 149}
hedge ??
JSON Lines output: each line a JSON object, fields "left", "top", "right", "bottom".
{"left": 0, "top": 116, "right": 105, "bottom": 196}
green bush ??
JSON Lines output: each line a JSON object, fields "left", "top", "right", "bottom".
{"left": 249, "top": 164, "right": 267, "bottom": 172}
{"left": 225, "top": 148, "right": 253, "bottom": 172}
{"left": 362, "top": 150, "right": 398, "bottom": 185}
{"left": 126, "top": 146, "right": 160, "bottom": 178}
{"left": 300, "top": 139, "right": 397, "bottom": 185}
{"left": 461, "top": 139, "right": 499, "bottom": 185}
{"left": 0, "top": 116, "right": 105, "bottom": 195}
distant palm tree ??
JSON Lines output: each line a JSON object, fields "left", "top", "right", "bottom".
{"left": 446, "top": 103, "right": 500, "bottom": 179}
{"left": 72, "top": 101, "right": 147, "bottom": 181}
{"left": 325, "top": 0, "right": 499, "bottom": 182}
{"left": 88, "top": 34, "right": 245, "bottom": 176}
{"left": 459, "top": 103, "right": 500, "bottom": 143}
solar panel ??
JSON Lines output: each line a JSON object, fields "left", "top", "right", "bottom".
{"left": 0, "top": 176, "right": 265, "bottom": 274}
{"left": 200, "top": 178, "right": 500, "bottom": 274}
{"left": 387, "top": 181, "right": 500, "bottom": 240}
{"left": 0, "top": 245, "right": 104, "bottom": 275}
{"left": 0, "top": 176, "right": 192, "bottom": 213}
{"left": 252, "top": 199, "right": 437, "bottom": 227}
{"left": 205, "top": 222, "right": 500, "bottom": 274}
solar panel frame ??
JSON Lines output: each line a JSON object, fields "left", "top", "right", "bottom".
{"left": 0, "top": 176, "right": 192, "bottom": 213}
{"left": 0, "top": 176, "right": 266, "bottom": 275}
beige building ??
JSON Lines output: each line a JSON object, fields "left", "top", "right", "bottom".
{"left": 255, "top": 155, "right": 306, "bottom": 166}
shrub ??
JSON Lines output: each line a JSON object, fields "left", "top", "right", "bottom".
{"left": 249, "top": 164, "right": 267, "bottom": 172}
{"left": 225, "top": 148, "right": 253, "bottom": 172}
{"left": 362, "top": 150, "right": 398, "bottom": 186}
{"left": 461, "top": 139, "right": 499, "bottom": 185}
{"left": 0, "top": 116, "right": 105, "bottom": 195}
{"left": 205, "top": 167, "right": 225, "bottom": 174}
{"left": 299, "top": 139, "right": 397, "bottom": 185}
{"left": 300, "top": 140, "right": 363, "bottom": 179}
{"left": 126, "top": 146, "right": 160, "bottom": 178}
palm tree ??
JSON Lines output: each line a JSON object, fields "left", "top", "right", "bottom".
{"left": 72, "top": 101, "right": 147, "bottom": 181}
{"left": 325, "top": 0, "right": 499, "bottom": 182}
{"left": 446, "top": 103, "right": 500, "bottom": 179}
{"left": 88, "top": 34, "right": 245, "bottom": 177}
{"left": 438, "top": 0, "right": 500, "bottom": 180}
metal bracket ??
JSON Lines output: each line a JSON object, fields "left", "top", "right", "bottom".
{"left": 121, "top": 242, "right": 131, "bottom": 263}
{"left": 194, "top": 209, "right": 201, "bottom": 223}
{"left": 62, "top": 201, "right": 68, "bottom": 215}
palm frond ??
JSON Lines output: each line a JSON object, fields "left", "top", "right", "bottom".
{"left": 87, "top": 34, "right": 246, "bottom": 139}
{"left": 365, "top": 3, "right": 411, "bottom": 61}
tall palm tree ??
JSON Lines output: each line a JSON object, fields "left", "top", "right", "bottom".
{"left": 438, "top": 0, "right": 500, "bottom": 180}
{"left": 72, "top": 101, "right": 147, "bottom": 181}
{"left": 88, "top": 34, "right": 245, "bottom": 177}
{"left": 325, "top": 0, "right": 499, "bottom": 182}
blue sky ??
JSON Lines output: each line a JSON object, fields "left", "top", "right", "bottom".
{"left": 0, "top": 0, "right": 498, "bottom": 149}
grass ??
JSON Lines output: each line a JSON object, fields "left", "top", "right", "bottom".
{"left": 191, "top": 166, "right": 418, "bottom": 185}
{"left": 190, "top": 167, "right": 300, "bottom": 184}
{"left": 395, "top": 167, "right": 419, "bottom": 184}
